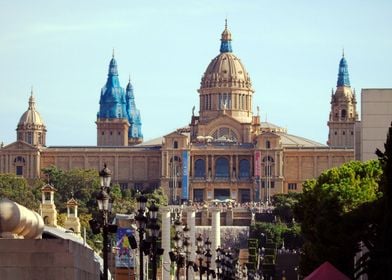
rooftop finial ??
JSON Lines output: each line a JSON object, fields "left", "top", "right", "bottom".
{"left": 342, "top": 47, "right": 345, "bottom": 57}
{"left": 220, "top": 19, "right": 232, "bottom": 53}
{"left": 129, "top": 74, "right": 131, "bottom": 83}
{"left": 28, "top": 87, "right": 35, "bottom": 109}
{"left": 112, "top": 48, "right": 115, "bottom": 58}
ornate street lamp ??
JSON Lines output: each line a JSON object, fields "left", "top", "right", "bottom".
{"left": 135, "top": 194, "right": 148, "bottom": 280}
{"left": 196, "top": 234, "right": 205, "bottom": 280}
{"left": 216, "top": 247, "right": 222, "bottom": 280}
{"left": 148, "top": 201, "right": 163, "bottom": 280}
{"left": 205, "top": 237, "right": 212, "bottom": 280}
{"left": 94, "top": 164, "right": 117, "bottom": 280}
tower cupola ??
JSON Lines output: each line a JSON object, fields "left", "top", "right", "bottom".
{"left": 220, "top": 19, "right": 232, "bottom": 53}
{"left": 17, "top": 89, "right": 47, "bottom": 147}
{"left": 327, "top": 53, "right": 358, "bottom": 148}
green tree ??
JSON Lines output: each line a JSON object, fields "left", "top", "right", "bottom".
{"left": 359, "top": 124, "right": 392, "bottom": 279}
{"left": 272, "top": 192, "right": 301, "bottom": 223}
{"left": 294, "top": 160, "right": 382, "bottom": 278}
{"left": 42, "top": 166, "right": 100, "bottom": 214}
{"left": 0, "top": 173, "right": 40, "bottom": 211}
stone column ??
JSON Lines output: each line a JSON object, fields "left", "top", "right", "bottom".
{"left": 161, "top": 206, "right": 171, "bottom": 280}
{"left": 187, "top": 206, "right": 196, "bottom": 280}
{"left": 211, "top": 207, "right": 221, "bottom": 270}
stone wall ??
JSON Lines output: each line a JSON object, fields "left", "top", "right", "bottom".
{"left": 0, "top": 239, "right": 100, "bottom": 280}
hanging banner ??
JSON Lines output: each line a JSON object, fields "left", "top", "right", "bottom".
{"left": 254, "top": 150, "right": 261, "bottom": 177}
{"left": 115, "top": 227, "right": 135, "bottom": 268}
{"left": 182, "top": 150, "right": 189, "bottom": 200}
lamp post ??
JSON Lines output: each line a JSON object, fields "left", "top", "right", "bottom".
{"left": 215, "top": 247, "right": 222, "bottom": 280}
{"left": 182, "top": 224, "right": 192, "bottom": 280}
{"left": 196, "top": 234, "right": 204, "bottom": 280}
{"left": 135, "top": 194, "right": 147, "bottom": 280}
{"left": 148, "top": 201, "right": 161, "bottom": 280}
{"left": 96, "top": 164, "right": 112, "bottom": 280}
{"left": 205, "top": 237, "right": 212, "bottom": 280}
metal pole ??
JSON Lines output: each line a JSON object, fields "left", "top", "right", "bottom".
{"left": 176, "top": 263, "right": 180, "bottom": 280}
{"left": 103, "top": 224, "right": 108, "bottom": 280}
{"left": 152, "top": 237, "right": 157, "bottom": 280}
{"left": 199, "top": 258, "right": 203, "bottom": 280}
{"left": 139, "top": 229, "right": 144, "bottom": 280}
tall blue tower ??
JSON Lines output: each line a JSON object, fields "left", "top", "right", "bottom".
{"left": 96, "top": 53, "right": 143, "bottom": 146}
{"left": 327, "top": 52, "right": 358, "bottom": 148}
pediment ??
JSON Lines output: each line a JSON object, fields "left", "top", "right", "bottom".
{"left": 164, "top": 131, "right": 188, "bottom": 139}
{"left": 2, "top": 140, "right": 40, "bottom": 151}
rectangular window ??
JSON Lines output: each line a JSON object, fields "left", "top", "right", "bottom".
{"left": 16, "top": 166, "right": 23, "bottom": 176}
{"left": 288, "top": 183, "right": 297, "bottom": 190}
{"left": 261, "top": 181, "right": 274, "bottom": 188}
{"left": 193, "top": 189, "right": 204, "bottom": 202}
{"left": 134, "top": 183, "right": 143, "bottom": 192}
{"left": 119, "top": 183, "right": 128, "bottom": 190}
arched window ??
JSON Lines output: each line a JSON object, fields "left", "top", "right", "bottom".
{"left": 263, "top": 156, "right": 274, "bottom": 177}
{"left": 341, "top": 109, "right": 347, "bottom": 119}
{"left": 173, "top": 141, "right": 178, "bottom": 149}
{"left": 266, "top": 140, "right": 271, "bottom": 149}
{"left": 215, "top": 157, "right": 229, "bottom": 178}
{"left": 194, "top": 159, "right": 206, "bottom": 178}
{"left": 239, "top": 159, "right": 250, "bottom": 179}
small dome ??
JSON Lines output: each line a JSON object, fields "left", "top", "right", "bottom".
{"left": 200, "top": 52, "right": 252, "bottom": 91}
{"left": 18, "top": 92, "right": 45, "bottom": 126}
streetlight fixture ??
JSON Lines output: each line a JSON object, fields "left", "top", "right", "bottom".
{"left": 170, "top": 213, "right": 196, "bottom": 280}
{"left": 205, "top": 237, "right": 212, "bottom": 280}
{"left": 92, "top": 164, "right": 117, "bottom": 280}
{"left": 135, "top": 195, "right": 164, "bottom": 280}
{"left": 147, "top": 201, "right": 163, "bottom": 280}
{"left": 196, "top": 234, "right": 204, "bottom": 280}
{"left": 135, "top": 194, "right": 148, "bottom": 280}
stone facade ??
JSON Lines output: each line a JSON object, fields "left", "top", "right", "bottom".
{"left": 358, "top": 88, "right": 392, "bottom": 161}
{"left": 0, "top": 23, "right": 355, "bottom": 203}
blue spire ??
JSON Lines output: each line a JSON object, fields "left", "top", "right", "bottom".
{"left": 337, "top": 53, "right": 351, "bottom": 87}
{"left": 125, "top": 77, "right": 143, "bottom": 139}
{"left": 220, "top": 19, "right": 232, "bottom": 53}
{"left": 97, "top": 54, "right": 127, "bottom": 119}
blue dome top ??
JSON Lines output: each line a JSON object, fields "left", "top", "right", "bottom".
{"left": 98, "top": 56, "right": 127, "bottom": 119}
{"left": 337, "top": 55, "right": 351, "bottom": 87}
{"left": 220, "top": 20, "right": 233, "bottom": 53}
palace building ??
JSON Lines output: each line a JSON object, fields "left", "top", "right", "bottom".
{"left": 0, "top": 23, "right": 355, "bottom": 203}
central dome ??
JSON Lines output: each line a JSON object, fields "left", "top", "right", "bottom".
{"left": 197, "top": 22, "right": 254, "bottom": 124}
{"left": 200, "top": 52, "right": 252, "bottom": 90}
{"left": 199, "top": 21, "right": 253, "bottom": 91}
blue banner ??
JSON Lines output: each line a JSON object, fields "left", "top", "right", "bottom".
{"left": 115, "top": 227, "right": 135, "bottom": 268}
{"left": 182, "top": 151, "right": 189, "bottom": 200}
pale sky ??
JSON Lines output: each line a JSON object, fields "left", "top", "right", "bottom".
{"left": 1, "top": 1, "right": 391, "bottom": 146}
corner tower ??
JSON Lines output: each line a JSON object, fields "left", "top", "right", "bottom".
{"left": 197, "top": 21, "right": 254, "bottom": 124}
{"left": 17, "top": 89, "right": 47, "bottom": 147}
{"left": 96, "top": 53, "right": 143, "bottom": 146}
{"left": 327, "top": 53, "right": 358, "bottom": 148}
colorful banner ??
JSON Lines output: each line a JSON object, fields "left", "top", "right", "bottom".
{"left": 115, "top": 227, "right": 135, "bottom": 268}
{"left": 182, "top": 150, "right": 189, "bottom": 200}
{"left": 254, "top": 150, "right": 261, "bottom": 177}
